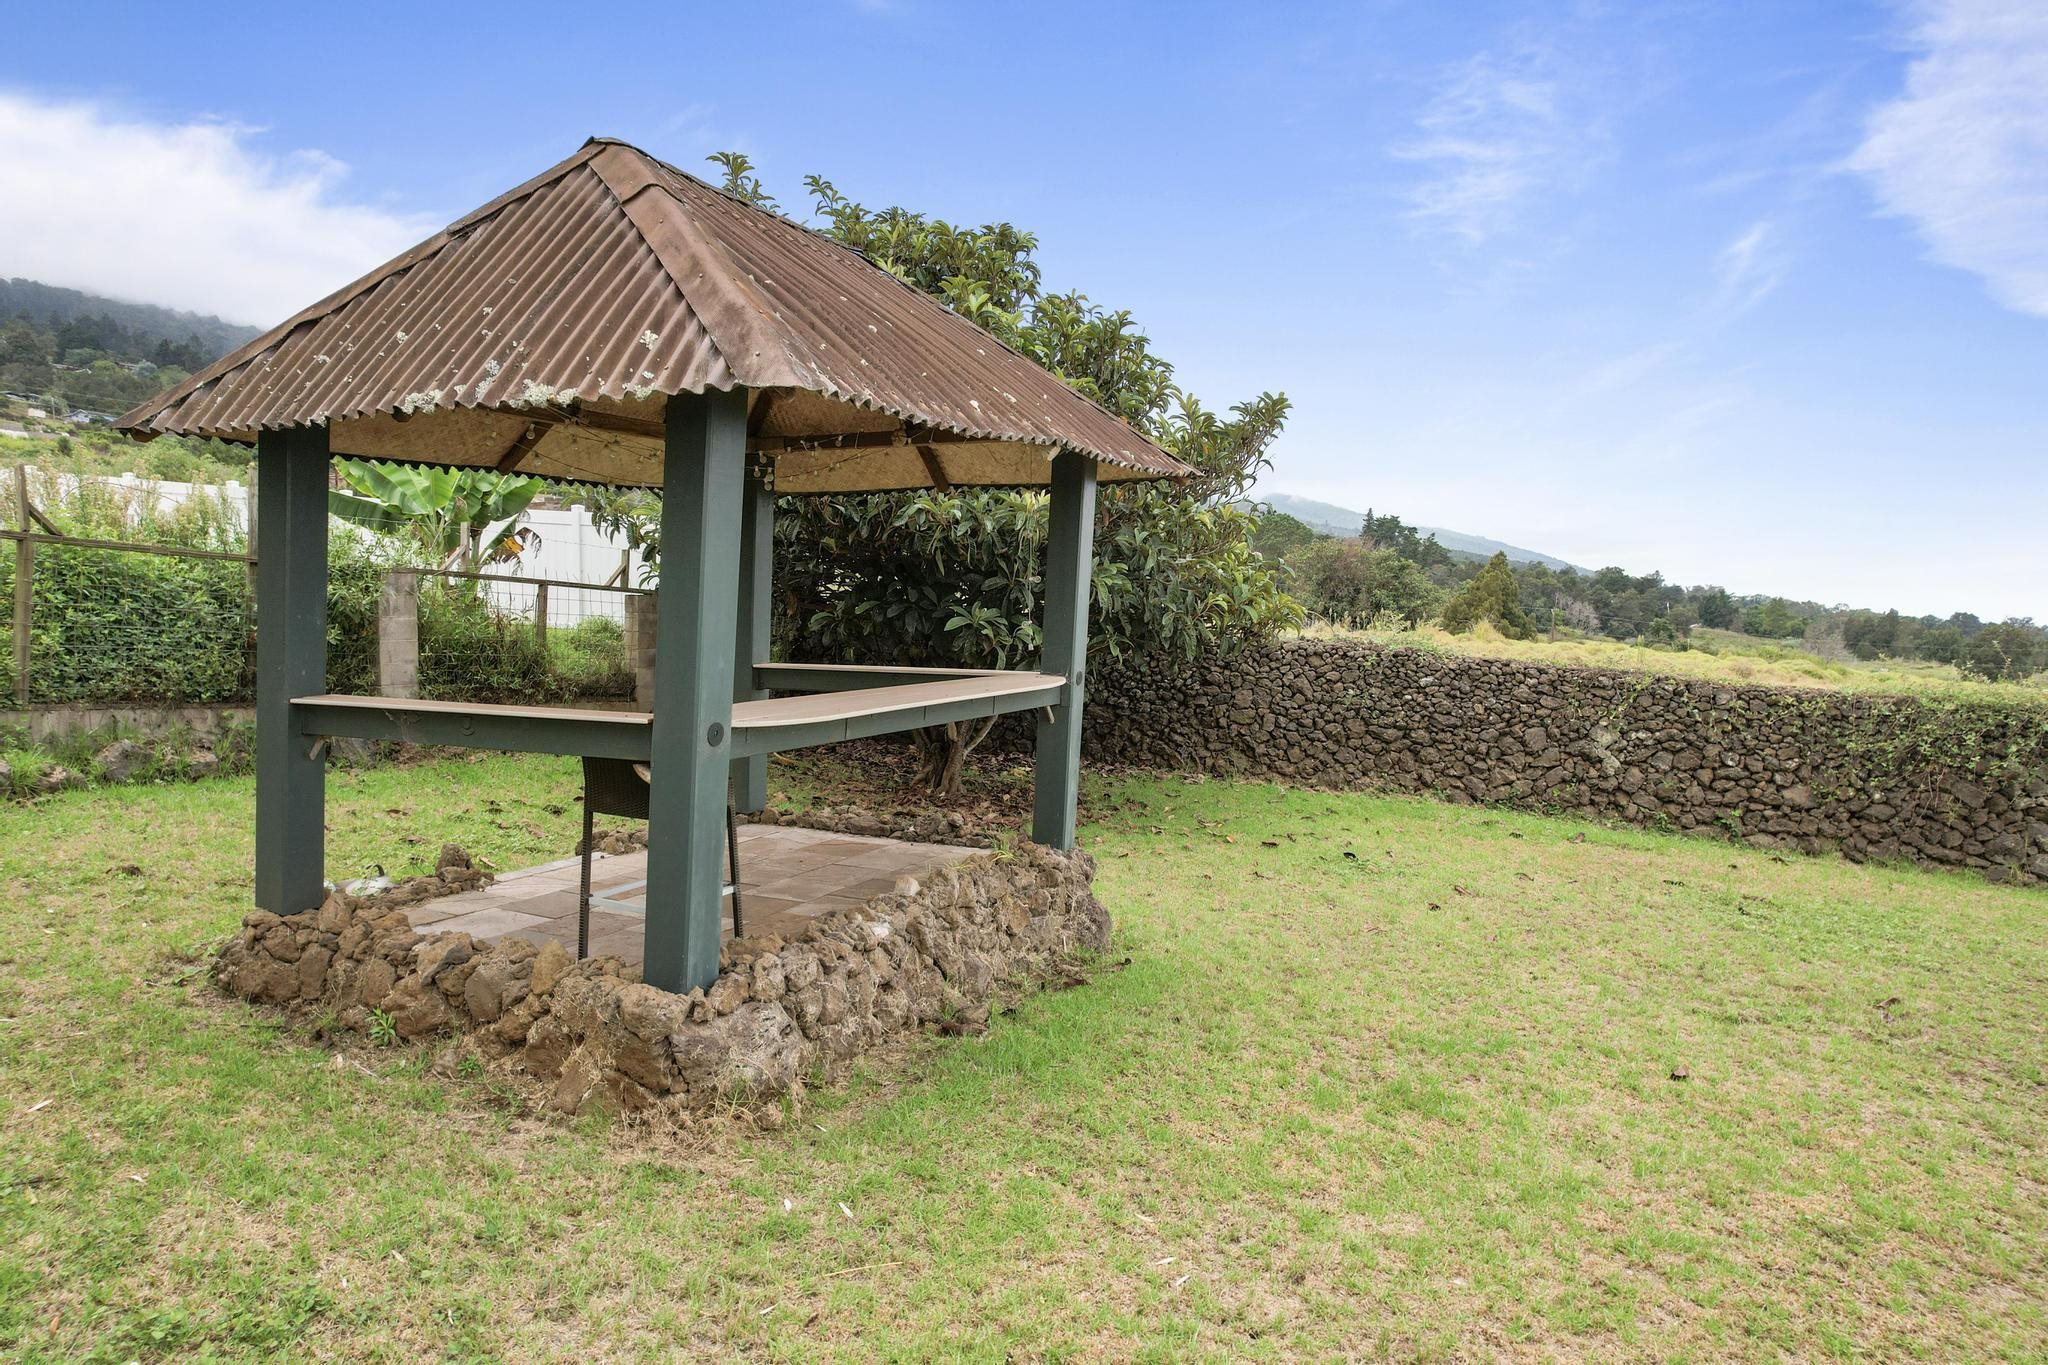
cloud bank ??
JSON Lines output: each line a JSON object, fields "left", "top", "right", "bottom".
{"left": 1848, "top": 0, "right": 2048, "bottom": 317}
{"left": 0, "top": 91, "right": 435, "bottom": 324}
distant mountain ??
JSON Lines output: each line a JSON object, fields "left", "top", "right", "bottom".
{"left": 1253, "top": 492, "right": 1590, "bottom": 574}
{"left": 0, "top": 278, "right": 259, "bottom": 360}
{"left": 1412, "top": 525, "right": 1590, "bottom": 576}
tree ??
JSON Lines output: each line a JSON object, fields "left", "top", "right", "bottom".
{"left": 0, "top": 318, "right": 50, "bottom": 367}
{"left": 1284, "top": 541, "right": 1442, "bottom": 626}
{"left": 329, "top": 460, "right": 544, "bottom": 573}
{"left": 1553, "top": 595, "right": 1600, "bottom": 634}
{"left": 1246, "top": 507, "right": 1323, "bottom": 559}
{"left": 1959, "top": 622, "right": 2047, "bottom": 681}
{"left": 1695, "top": 586, "right": 1737, "bottom": 629}
{"left": 1440, "top": 553, "right": 1533, "bottom": 638}
{"left": 1742, "top": 597, "right": 1806, "bottom": 639}
{"left": 1916, "top": 624, "right": 1966, "bottom": 665}
{"left": 1359, "top": 509, "right": 1454, "bottom": 571}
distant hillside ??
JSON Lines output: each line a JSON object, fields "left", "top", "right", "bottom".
{"left": 1254, "top": 492, "right": 1589, "bottom": 573}
{"left": 0, "top": 278, "right": 258, "bottom": 361}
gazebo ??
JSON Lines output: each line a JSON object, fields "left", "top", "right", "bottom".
{"left": 118, "top": 138, "right": 1190, "bottom": 995}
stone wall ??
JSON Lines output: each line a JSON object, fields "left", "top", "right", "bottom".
{"left": 215, "top": 841, "right": 1108, "bottom": 1118}
{"left": 0, "top": 701, "right": 252, "bottom": 746}
{"left": 1081, "top": 640, "right": 2048, "bottom": 885}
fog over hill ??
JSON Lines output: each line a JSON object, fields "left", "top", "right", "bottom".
{"left": 0, "top": 279, "right": 259, "bottom": 362}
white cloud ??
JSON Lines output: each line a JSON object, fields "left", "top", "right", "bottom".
{"left": 1847, "top": 0, "right": 2048, "bottom": 317}
{"left": 1572, "top": 341, "right": 1682, "bottom": 398}
{"left": 1712, "top": 220, "right": 1786, "bottom": 314}
{"left": 1392, "top": 46, "right": 1603, "bottom": 243}
{"left": 0, "top": 90, "right": 436, "bottom": 324}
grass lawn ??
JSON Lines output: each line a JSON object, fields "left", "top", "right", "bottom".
{"left": 1, "top": 752, "right": 2044, "bottom": 1360}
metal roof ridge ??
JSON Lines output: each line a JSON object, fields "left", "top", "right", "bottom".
{"left": 614, "top": 141, "right": 1181, "bottom": 468}
{"left": 586, "top": 142, "right": 815, "bottom": 392}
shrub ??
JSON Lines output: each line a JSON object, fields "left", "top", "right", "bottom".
{"left": 1441, "top": 552, "right": 1534, "bottom": 639}
{"left": 6, "top": 473, "right": 251, "bottom": 704}
{"left": 548, "top": 615, "right": 633, "bottom": 698}
{"left": 1283, "top": 540, "right": 1442, "bottom": 627}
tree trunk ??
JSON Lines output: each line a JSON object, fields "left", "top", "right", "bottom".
{"left": 911, "top": 715, "right": 999, "bottom": 800}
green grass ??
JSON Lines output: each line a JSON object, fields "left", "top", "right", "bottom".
{"left": 1301, "top": 619, "right": 2048, "bottom": 705}
{"left": 1, "top": 754, "right": 2044, "bottom": 1359}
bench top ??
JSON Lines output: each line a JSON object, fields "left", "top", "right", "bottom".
{"left": 293, "top": 670, "right": 1062, "bottom": 734}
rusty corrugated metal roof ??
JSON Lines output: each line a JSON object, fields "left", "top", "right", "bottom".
{"left": 117, "top": 138, "right": 1191, "bottom": 491}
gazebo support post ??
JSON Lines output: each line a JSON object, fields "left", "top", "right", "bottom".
{"left": 730, "top": 457, "right": 775, "bottom": 813}
{"left": 643, "top": 388, "right": 747, "bottom": 992}
{"left": 1031, "top": 450, "right": 1098, "bottom": 850}
{"left": 253, "top": 424, "right": 330, "bottom": 915}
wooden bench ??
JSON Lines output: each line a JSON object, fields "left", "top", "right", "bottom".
{"left": 290, "top": 668, "right": 1065, "bottom": 761}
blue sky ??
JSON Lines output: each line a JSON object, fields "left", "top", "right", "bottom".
{"left": 3, "top": 0, "right": 2042, "bottom": 619}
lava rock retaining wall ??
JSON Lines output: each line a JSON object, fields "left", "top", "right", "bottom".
{"left": 216, "top": 841, "right": 1108, "bottom": 1116}
{"left": 1081, "top": 640, "right": 2048, "bottom": 885}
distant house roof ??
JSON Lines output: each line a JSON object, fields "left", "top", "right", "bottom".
{"left": 118, "top": 138, "right": 1190, "bottom": 493}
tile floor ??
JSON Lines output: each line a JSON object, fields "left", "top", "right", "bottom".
{"left": 405, "top": 823, "right": 977, "bottom": 969}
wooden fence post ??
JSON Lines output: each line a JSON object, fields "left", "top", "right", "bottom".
{"left": 532, "top": 581, "right": 549, "bottom": 651}
{"left": 378, "top": 570, "right": 419, "bottom": 700}
{"left": 12, "top": 465, "right": 31, "bottom": 707}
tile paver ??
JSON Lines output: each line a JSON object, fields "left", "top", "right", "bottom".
{"left": 402, "top": 824, "right": 977, "bottom": 972}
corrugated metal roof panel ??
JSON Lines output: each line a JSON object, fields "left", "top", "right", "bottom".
{"left": 119, "top": 138, "right": 1190, "bottom": 488}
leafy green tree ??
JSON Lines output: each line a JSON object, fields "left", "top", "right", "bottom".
{"left": 1440, "top": 553, "right": 1534, "bottom": 638}
{"left": 1959, "top": 622, "right": 2047, "bottom": 681}
{"left": 1246, "top": 507, "right": 1323, "bottom": 559}
{"left": 1283, "top": 541, "right": 1441, "bottom": 626}
{"left": 329, "top": 460, "right": 544, "bottom": 574}
{"left": 1695, "top": 586, "right": 1737, "bottom": 629}
{"left": 0, "top": 319, "right": 50, "bottom": 367}
{"left": 1742, "top": 597, "right": 1807, "bottom": 639}
{"left": 1916, "top": 624, "right": 1966, "bottom": 665}
{"left": 1359, "top": 509, "right": 1455, "bottom": 571}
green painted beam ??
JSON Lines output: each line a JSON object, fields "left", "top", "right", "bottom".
{"left": 729, "top": 459, "right": 774, "bottom": 812}
{"left": 728, "top": 678, "right": 1063, "bottom": 758}
{"left": 642, "top": 389, "right": 747, "bottom": 993}
{"left": 1031, "top": 451, "right": 1097, "bottom": 849}
{"left": 253, "top": 425, "right": 331, "bottom": 915}
{"left": 293, "top": 701, "right": 652, "bottom": 761}
{"left": 290, "top": 674, "right": 1057, "bottom": 765}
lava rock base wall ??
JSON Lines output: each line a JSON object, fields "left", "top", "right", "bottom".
{"left": 216, "top": 842, "right": 1108, "bottom": 1116}
{"left": 1080, "top": 640, "right": 2048, "bottom": 885}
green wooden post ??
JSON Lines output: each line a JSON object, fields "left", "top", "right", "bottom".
{"left": 1031, "top": 450, "right": 1098, "bottom": 849}
{"left": 729, "top": 457, "right": 775, "bottom": 813}
{"left": 642, "top": 389, "right": 747, "bottom": 992}
{"left": 253, "top": 424, "right": 330, "bottom": 914}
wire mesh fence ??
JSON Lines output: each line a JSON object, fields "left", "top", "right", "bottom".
{"left": 4, "top": 464, "right": 256, "bottom": 706}
{"left": 410, "top": 569, "right": 640, "bottom": 704}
